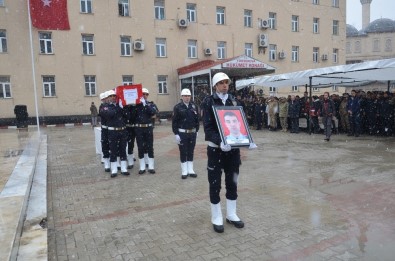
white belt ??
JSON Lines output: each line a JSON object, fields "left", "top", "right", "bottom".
{"left": 108, "top": 127, "right": 125, "bottom": 131}
{"left": 135, "top": 124, "right": 152, "bottom": 127}
{"left": 101, "top": 125, "right": 108, "bottom": 129}
{"left": 208, "top": 141, "right": 219, "bottom": 148}
{"left": 126, "top": 124, "right": 135, "bottom": 127}
{"left": 178, "top": 128, "right": 196, "bottom": 133}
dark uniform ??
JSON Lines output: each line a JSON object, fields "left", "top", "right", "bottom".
{"left": 347, "top": 92, "right": 361, "bottom": 137}
{"left": 172, "top": 100, "right": 200, "bottom": 179}
{"left": 123, "top": 105, "right": 137, "bottom": 168}
{"left": 98, "top": 101, "right": 110, "bottom": 172}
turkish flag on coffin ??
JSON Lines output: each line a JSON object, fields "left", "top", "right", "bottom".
{"left": 116, "top": 84, "right": 143, "bottom": 106}
{"left": 30, "top": 0, "right": 70, "bottom": 30}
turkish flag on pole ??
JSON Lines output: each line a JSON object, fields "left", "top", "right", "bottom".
{"left": 30, "top": 0, "right": 70, "bottom": 30}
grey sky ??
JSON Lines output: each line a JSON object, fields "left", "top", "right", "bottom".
{"left": 347, "top": 0, "right": 395, "bottom": 30}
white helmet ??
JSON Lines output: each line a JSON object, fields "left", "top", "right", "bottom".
{"left": 99, "top": 92, "right": 107, "bottom": 100}
{"left": 107, "top": 90, "right": 116, "bottom": 96}
{"left": 181, "top": 89, "right": 191, "bottom": 96}
{"left": 212, "top": 72, "right": 231, "bottom": 87}
{"left": 142, "top": 88, "right": 149, "bottom": 94}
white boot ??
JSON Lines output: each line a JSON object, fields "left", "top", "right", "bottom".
{"left": 104, "top": 158, "right": 110, "bottom": 172}
{"left": 226, "top": 199, "right": 244, "bottom": 228}
{"left": 187, "top": 161, "right": 197, "bottom": 177}
{"left": 138, "top": 158, "right": 146, "bottom": 174}
{"left": 110, "top": 162, "right": 118, "bottom": 178}
{"left": 117, "top": 157, "right": 121, "bottom": 169}
{"left": 211, "top": 203, "right": 224, "bottom": 233}
{"left": 120, "top": 161, "right": 130, "bottom": 176}
{"left": 181, "top": 162, "right": 188, "bottom": 179}
{"left": 144, "top": 153, "right": 149, "bottom": 167}
{"left": 127, "top": 154, "right": 134, "bottom": 169}
{"left": 148, "top": 158, "right": 155, "bottom": 174}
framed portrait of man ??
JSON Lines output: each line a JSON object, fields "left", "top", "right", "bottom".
{"left": 212, "top": 106, "right": 253, "bottom": 147}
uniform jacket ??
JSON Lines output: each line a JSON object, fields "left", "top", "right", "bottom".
{"left": 278, "top": 99, "right": 289, "bottom": 118}
{"left": 172, "top": 102, "right": 200, "bottom": 135}
{"left": 101, "top": 103, "right": 126, "bottom": 128}
{"left": 135, "top": 102, "right": 157, "bottom": 124}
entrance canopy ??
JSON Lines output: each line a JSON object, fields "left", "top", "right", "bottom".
{"left": 236, "top": 58, "right": 395, "bottom": 89}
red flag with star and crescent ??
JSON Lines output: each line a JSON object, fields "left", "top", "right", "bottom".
{"left": 30, "top": 0, "right": 70, "bottom": 30}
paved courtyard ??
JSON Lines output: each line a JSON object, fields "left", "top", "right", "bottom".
{"left": 34, "top": 124, "right": 395, "bottom": 260}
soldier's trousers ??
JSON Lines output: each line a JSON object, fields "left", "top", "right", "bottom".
{"left": 135, "top": 126, "right": 154, "bottom": 159}
{"left": 108, "top": 129, "right": 128, "bottom": 162}
{"left": 178, "top": 132, "right": 197, "bottom": 162}
{"left": 101, "top": 128, "right": 110, "bottom": 158}
{"left": 126, "top": 127, "right": 136, "bottom": 154}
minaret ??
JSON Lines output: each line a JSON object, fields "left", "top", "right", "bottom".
{"left": 360, "top": 0, "right": 372, "bottom": 29}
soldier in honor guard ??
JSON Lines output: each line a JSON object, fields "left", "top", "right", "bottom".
{"left": 123, "top": 104, "right": 137, "bottom": 169}
{"left": 135, "top": 88, "right": 157, "bottom": 174}
{"left": 98, "top": 91, "right": 110, "bottom": 172}
{"left": 100, "top": 90, "right": 130, "bottom": 177}
{"left": 172, "top": 88, "right": 200, "bottom": 179}
{"left": 202, "top": 72, "right": 257, "bottom": 233}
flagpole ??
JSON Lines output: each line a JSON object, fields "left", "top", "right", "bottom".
{"left": 27, "top": 0, "right": 41, "bottom": 134}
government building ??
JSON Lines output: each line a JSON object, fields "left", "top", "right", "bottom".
{"left": 0, "top": 0, "right": 346, "bottom": 124}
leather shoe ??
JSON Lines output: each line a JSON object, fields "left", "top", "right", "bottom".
{"left": 181, "top": 175, "right": 188, "bottom": 179}
{"left": 121, "top": 171, "right": 130, "bottom": 176}
{"left": 213, "top": 224, "right": 224, "bottom": 233}
{"left": 148, "top": 169, "right": 156, "bottom": 174}
{"left": 104, "top": 168, "right": 110, "bottom": 172}
{"left": 110, "top": 173, "right": 117, "bottom": 178}
{"left": 188, "top": 173, "right": 197, "bottom": 178}
{"left": 138, "top": 170, "right": 145, "bottom": 175}
{"left": 226, "top": 218, "right": 244, "bottom": 228}
{"left": 127, "top": 165, "right": 133, "bottom": 169}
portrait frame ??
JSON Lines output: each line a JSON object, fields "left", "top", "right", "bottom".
{"left": 212, "top": 106, "right": 253, "bottom": 147}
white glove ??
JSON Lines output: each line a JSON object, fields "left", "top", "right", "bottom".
{"left": 249, "top": 143, "right": 258, "bottom": 149}
{"left": 175, "top": 134, "right": 181, "bottom": 144}
{"left": 196, "top": 132, "right": 198, "bottom": 137}
{"left": 140, "top": 97, "right": 146, "bottom": 106}
{"left": 220, "top": 142, "right": 231, "bottom": 152}
{"left": 118, "top": 100, "right": 123, "bottom": 108}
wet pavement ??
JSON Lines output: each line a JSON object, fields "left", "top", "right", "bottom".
{"left": 1, "top": 124, "right": 395, "bottom": 260}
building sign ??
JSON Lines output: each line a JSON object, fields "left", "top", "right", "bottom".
{"left": 222, "top": 55, "right": 268, "bottom": 69}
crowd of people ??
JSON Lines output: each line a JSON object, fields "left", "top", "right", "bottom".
{"left": 232, "top": 89, "right": 395, "bottom": 140}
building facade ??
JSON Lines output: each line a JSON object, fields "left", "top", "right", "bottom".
{"left": 0, "top": 0, "right": 346, "bottom": 123}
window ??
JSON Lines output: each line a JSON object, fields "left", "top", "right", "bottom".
{"left": 385, "top": 38, "right": 392, "bottom": 52}
{"left": 244, "top": 10, "right": 252, "bottom": 27}
{"left": 313, "top": 47, "right": 319, "bottom": 63}
{"left": 269, "top": 44, "right": 277, "bottom": 61}
{"left": 269, "top": 12, "right": 277, "bottom": 29}
{"left": 332, "top": 48, "right": 338, "bottom": 63}
{"left": 157, "top": 75, "right": 167, "bottom": 94}
{"left": 373, "top": 39, "right": 380, "bottom": 52}
{"left": 39, "top": 32, "right": 52, "bottom": 54}
{"left": 292, "top": 15, "right": 299, "bottom": 32}
{"left": 156, "top": 38, "right": 166, "bottom": 57}
{"left": 245, "top": 43, "right": 253, "bottom": 57}
{"left": 269, "top": 87, "right": 277, "bottom": 93}
{"left": 313, "top": 0, "right": 319, "bottom": 4}
{"left": 313, "top": 18, "right": 319, "bottom": 33}
{"left": 188, "top": 40, "right": 197, "bottom": 58}
{"left": 332, "top": 0, "right": 339, "bottom": 7}
{"left": 332, "top": 85, "right": 337, "bottom": 92}
{"left": 355, "top": 41, "right": 361, "bottom": 53}
{"left": 0, "top": 76, "right": 11, "bottom": 98}
{"left": 0, "top": 30, "right": 7, "bottom": 53}
{"left": 333, "top": 20, "right": 339, "bottom": 35}
{"left": 292, "top": 86, "right": 299, "bottom": 92}
{"left": 216, "top": 7, "right": 225, "bottom": 25}
{"left": 122, "top": 75, "right": 133, "bottom": 85}
{"left": 84, "top": 75, "right": 96, "bottom": 96}
{"left": 346, "top": 42, "right": 351, "bottom": 54}
{"left": 313, "top": 87, "right": 319, "bottom": 92}
{"left": 120, "top": 36, "right": 131, "bottom": 56}
{"left": 80, "top": 0, "right": 92, "bottom": 13}
{"left": 82, "top": 34, "right": 94, "bottom": 55}
{"left": 118, "top": 0, "right": 129, "bottom": 16}
{"left": 42, "top": 76, "right": 56, "bottom": 97}
{"left": 187, "top": 3, "right": 196, "bottom": 22}
{"left": 217, "top": 41, "right": 226, "bottom": 59}
{"left": 292, "top": 46, "right": 299, "bottom": 62}
{"left": 154, "top": 0, "right": 165, "bottom": 20}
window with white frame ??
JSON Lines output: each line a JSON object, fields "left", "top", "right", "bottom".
{"left": 84, "top": 75, "right": 96, "bottom": 96}
{"left": 269, "top": 87, "right": 277, "bottom": 93}
{"left": 245, "top": 43, "right": 253, "bottom": 57}
{"left": 313, "top": 18, "right": 319, "bottom": 33}
{"left": 80, "top": 0, "right": 92, "bottom": 13}
{"left": 313, "top": 0, "right": 319, "bottom": 4}
{"left": 154, "top": 0, "right": 165, "bottom": 20}
{"left": 269, "top": 44, "right": 277, "bottom": 61}
{"left": 313, "top": 87, "right": 319, "bottom": 92}
{"left": 269, "top": 12, "right": 277, "bottom": 29}
{"left": 188, "top": 39, "right": 197, "bottom": 58}
{"left": 42, "top": 76, "right": 56, "bottom": 97}
{"left": 187, "top": 3, "right": 196, "bottom": 22}
{"left": 0, "top": 76, "right": 11, "bottom": 98}
{"left": 216, "top": 7, "right": 225, "bottom": 25}
{"left": 244, "top": 10, "right": 252, "bottom": 27}
{"left": 0, "top": 30, "right": 7, "bottom": 53}
{"left": 82, "top": 34, "right": 94, "bottom": 55}
{"left": 313, "top": 47, "right": 319, "bottom": 63}
{"left": 332, "top": 48, "right": 338, "bottom": 63}
{"left": 292, "top": 15, "right": 299, "bottom": 32}
{"left": 157, "top": 75, "right": 168, "bottom": 94}
{"left": 118, "top": 0, "right": 129, "bottom": 16}
{"left": 292, "top": 85, "right": 299, "bottom": 92}
{"left": 292, "top": 46, "right": 299, "bottom": 62}
{"left": 217, "top": 41, "right": 226, "bottom": 59}
{"left": 333, "top": 20, "right": 339, "bottom": 35}
{"left": 39, "top": 32, "right": 52, "bottom": 54}
{"left": 120, "top": 36, "right": 131, "bottom": 56}
{"left": 156, "top": 38, "right": 166, "bottom": 57}
{"left": 332, "top": 0, "right": 339, "bottom": 7}
{"left": 122, "top": 75, "right": 133, "bottom": 85}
